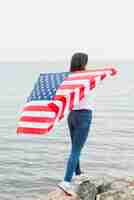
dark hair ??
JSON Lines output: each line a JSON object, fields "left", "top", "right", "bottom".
{"left": 70, "top": 52, "right": 88, "bottom": 72}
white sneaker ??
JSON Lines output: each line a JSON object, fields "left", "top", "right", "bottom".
{"left": 57, "top": 181, "right": 77, "bottom": 196}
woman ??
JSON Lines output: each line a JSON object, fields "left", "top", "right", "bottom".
{"left": 58, "top": 52, "right": 93, "bottom": 196}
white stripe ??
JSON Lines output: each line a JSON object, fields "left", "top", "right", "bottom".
{"left": 18, "top": 121, "right": 51, "bottom": 129}
{"left": 61, "top": 79, "right": 89, "bottom": 85}
{"left": 94, "top": 76, "right": 101, "bottom": 88}
{"left": 23, "top": 100, "right": 61, "bottom": 108}
{"left": 61, "top": 79, "right": 90, "bottom": 95}
{"left": 23, "top": 100, "right": 50, "bottom": 108}
{"left": 73, "top": 88, "right": 80, "bottom": 107}
{"left": 56, "top": 89, "right": 72, "bottom": 96}
{"left": 21, "top": 111, "right": 56, "bottom": 118}
{"left": 69, "top": 71, "right": 109, "bottom": 78}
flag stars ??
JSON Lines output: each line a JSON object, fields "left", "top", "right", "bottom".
{"left": 27, "top": 72, "right": 69, "bottom": 101}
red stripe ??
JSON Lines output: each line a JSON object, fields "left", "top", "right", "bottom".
{"left": 23, "top": 105, "right": 52, "bottom": 112}
{"left": 69, "top": 92, "right": 75, "bottom": 111}
{"left": 100, "top": 73, "right": 107, "bottom": 80}
{"left": 64, "top": 75, "right": 94, "bottom": 81}
{"left": 90, "top": 78, "right": 96, "bottom": 90}
{"left": 48, "top": 102, "right": 59, "bottom": 114}
{"left": 72, "top": 68, "right": 115, "bottom": 74}
{"left": 66, "top": 72, "right": 109, "bottom": 81}
{"left": 110, "top": 68, "right": 118, "bottom": 76}
{"left": 20, "top": 116, "right": 55, "bottom": 123}
{"left": 53, "top": 95, "right": 67, "bottom": 120}
{"left": 79, "top": 86, "right": 85, "bottom": 100}
{"left": 59, "top": 84, "right": 84, "bottom": 90}
{"left": 17, "top": 126, "right": 53, "bottom": 135}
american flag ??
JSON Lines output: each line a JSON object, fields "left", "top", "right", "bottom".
{"left": 16, "top": 67, "right": 118, "bottom": 135}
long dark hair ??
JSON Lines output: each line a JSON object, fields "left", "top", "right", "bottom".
{"left": 70, "top": 52, "right": 88, "bottom": 72}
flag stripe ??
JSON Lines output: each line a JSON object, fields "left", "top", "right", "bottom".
{"left": 79, "top": 86, "right": 85, "bottom": 100}
{"left": 23, "top": 100, "right": 51, "bottom": 107}
{"left": 69, "top": 92, "right": 75, "bottom": 110}
{"left": 17, "top": 126, "right": 53, "bottom": 135}
{"left": 20, "top": 116, "right": 55, "bottom": 123}
{"left": 21, "top": 111, "right": 56, "bottom": 118}
{"left": 23, "top": 105, "right": 52, "bottom": 112}
{"left": 59, "top": 84, "right": 85, "bottom": 90}
{"left": 64, "top": 75, "right": 93, "bottom": 81}
{"left": 61, "top": 79, "right": 90, "bottom": 85}
{"left": 69, "top": 70, "right": 110, "bottom": 78}
{"left": 18, "top": 121, "right": 51, "bottom": 128}
{"left": 53, "top": 95, "right": 67, "bottom": 119}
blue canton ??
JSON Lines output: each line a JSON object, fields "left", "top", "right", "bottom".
{"left": 27, "top": 72, "right": 70, "bottom": 102}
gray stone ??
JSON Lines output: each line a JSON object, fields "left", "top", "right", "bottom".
{"left": 96, "top": 189, "right": 133, "bottom": 200}
{"left": 44, "top": 176, "right": 134, "bottom": 200}
{"left": 76, "top": 180, "right": 97, "bottom": 200}
{"left": 45, "top": 187, "right": 80, "bottom": 200}
{"left": 90, "top": 176, "right": 115, "bottom": 194}
{"left": 95, "top": 176, "right": 134, "bottom": 200}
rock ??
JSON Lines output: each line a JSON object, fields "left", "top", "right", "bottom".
{"left": 110, "top": 177, "right": 134, "bottom": 197}
{"left": 44, "top": 176, "right": 134, "bottom": 200}
{"left": 45, "top": 180, "right": 97, "bottom": 200}
{"left": 96, "top": 189, "right": 133, "bottom": 200}
{"left": 95, "top": 176, "right": 134, "bottom": 200}
{"left": 91, "top": 176, "right": 115, "bottom": 194}
{"left": 45, "top": 187, "right": 80, "bottom": 200}
{"left": 76, "top": 180, "right": 97, "bottom": 200}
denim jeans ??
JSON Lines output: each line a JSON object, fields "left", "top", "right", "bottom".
{"left": 64, "top": 110, "right": 92, "bottom": 182}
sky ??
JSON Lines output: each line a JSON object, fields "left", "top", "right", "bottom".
{"left": 0, "top": 0, "right": 134, "bottom": 62}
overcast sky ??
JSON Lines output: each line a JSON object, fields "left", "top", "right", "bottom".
{"left": 0, "top": 0, "right": 134, "bottom": 62}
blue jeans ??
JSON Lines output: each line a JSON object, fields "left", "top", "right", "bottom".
{"left": 64, "top": 110, "right": 92, "bottom": 182}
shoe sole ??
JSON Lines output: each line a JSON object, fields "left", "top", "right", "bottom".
{"left": 57, "top": 185, "right": 73, "bottom": 196}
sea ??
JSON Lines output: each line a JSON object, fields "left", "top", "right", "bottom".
{"left": 0, "top": 62, "right": 134, "bottom": 200}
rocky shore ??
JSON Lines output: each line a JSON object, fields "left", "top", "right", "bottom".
{"left": 45, "top": 176, "right": 134, "bottom": 200}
